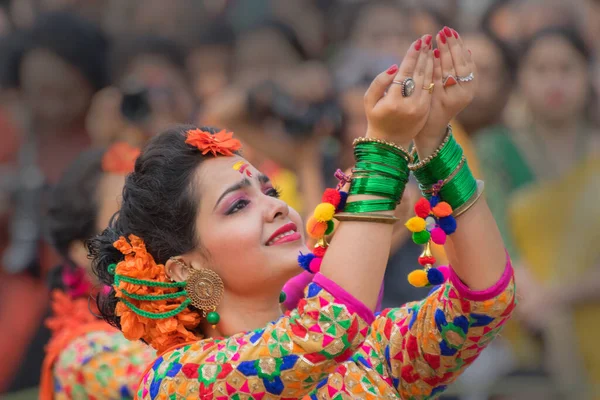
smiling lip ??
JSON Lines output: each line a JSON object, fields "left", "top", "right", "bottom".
{"left": 266, "top": 222, "right": 300, "bottom": 246}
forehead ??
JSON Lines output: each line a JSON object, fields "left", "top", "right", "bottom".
{"left": 196, "top": 155, "right": 256, "bottom": 199}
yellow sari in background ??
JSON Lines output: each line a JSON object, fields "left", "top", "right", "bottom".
{"left": 509, "top": 153, "right": 600, "bottom": 394}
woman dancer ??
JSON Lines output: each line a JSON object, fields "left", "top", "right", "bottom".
{"left": 90, "top": 29, "right": 516, "bottom": 399}
{"left": 41, "top": 143, "right": 156, "bottom": 399}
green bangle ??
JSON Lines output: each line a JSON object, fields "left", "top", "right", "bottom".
{"left": 412, "top": 134, "right": 463, "bottom": 187}
{"left": 344, "top": 199, "right": 397, "bottom": 213}
{"left": 349, "top": 175, "right": 406, "bottom": 200}
{"left": 353, "top": 161, "right": 406, "bottom": 179}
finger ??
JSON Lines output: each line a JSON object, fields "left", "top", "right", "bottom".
{"left": 395, "top": 38, "right": 422, "bottom": 80}
{"left": 420, "top": 49, "right": 435, "bottom": 102}
{"left": 411, "top": 35, "right": 433, "bottom": 96}
{"left": 433, "top": 51, "right": 443, "bottom": 85}
{"left": 437, "top": 27, "right": 456, "bottom": 89}
{"left": 447, "top": 28, "right": 470, "bottom": 78}
{"left": 363, "top": 64, "right": 398, "bottom": 110}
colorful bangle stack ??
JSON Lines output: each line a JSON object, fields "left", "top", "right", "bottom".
{"left": 299, "top": 138, "right": 411, "bottom": 273}
{"left": 404, "top": 125, "right": 483, "bottom": 287}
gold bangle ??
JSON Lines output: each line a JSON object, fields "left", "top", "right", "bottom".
{"left": 352, "top": 137, "right": 412, "bottom": 163}
{"left": 409, "top": 125, "right": 453, "bottom": 171}
{"left": 421, "top": 155, "right": 467, "bottom": 194}
{"left": 453, "top": 180, "right": 485, "bottom": 217}
{"left": 334, "top": 212, "right": 399, "bottom": 225}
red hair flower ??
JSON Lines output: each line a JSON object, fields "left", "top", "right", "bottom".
{"left": 102, "top": 142, "right": 140, "bottom": 175}
{"left": 185, "top": 128, "right": 242, "bottom": 157}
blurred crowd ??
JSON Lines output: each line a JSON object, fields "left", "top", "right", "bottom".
{"left": 0, "top": 0, "right": 599, "bottom": 398}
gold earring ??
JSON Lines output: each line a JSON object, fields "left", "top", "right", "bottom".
{"left": 169, "top": 258, "right": 224, "bottom": 327}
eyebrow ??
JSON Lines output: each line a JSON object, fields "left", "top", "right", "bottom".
{"left": 213, "top": 174, "right": 271, "bottom": 210}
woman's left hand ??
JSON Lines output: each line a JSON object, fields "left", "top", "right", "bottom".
{"left": 414, "top": 27, "right": 478, "bottom": 157}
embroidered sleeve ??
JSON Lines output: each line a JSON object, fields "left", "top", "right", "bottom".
{"left": 137, "top": 274, "right": 374, "bottom": 399}
{"left": 301, "top": 260, "right": 516, "bottom": 400}
{"left": 365, "top": 259, "right": 516, "bottom": 399}
{"left": 53, "top": 330, "right": 156, "bottom": 399}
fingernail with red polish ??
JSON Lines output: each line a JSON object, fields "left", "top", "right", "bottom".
{"left": 434, "top": 49, "right": 440, "bottom": 58}
{"left": 439, "top": 31, "right": 447, "bottom": 44}
{"left": 443, "top": 26, "right": 452, "bottom": 37}
{"left": 386, "top": 64, "right": 398, "bottom": 75}
{"left": 452, "top": 29, "right": 459, "bottom": 39}
{"left": 425, "top": 35, "right": 433, "bottom": 46}
{"left": 414, "top": 39, "right": 422, "bottom": 51}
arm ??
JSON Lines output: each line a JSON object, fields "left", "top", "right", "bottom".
{"left": 321, "top": 36, "right": 434, "bottom": 311}
{"left": 52, "top": 330, "right": 156, "bottom": 399}
{"left": 413, "top": 30, "right": 505, "bottom": 291}
{"left": 137, "top": 276, "right": 373, "bottom": 399}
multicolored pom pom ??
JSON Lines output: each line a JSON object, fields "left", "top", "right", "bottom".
{"left": 337, "top": 191, "right": 348, "bottom": 212}
{"left": 314, "top": 202, "right": 336, "bottom": 222}
{"left": 324, "top": 220, "right": 335, "bottom": 235}
{"left": 405, "top": 191, "right": 457, "bottom": 287}
{"left": 405, "top": 216, "right": 427, "bottom": 232}
{"left": 308, "top": 257, "right": 322, "bottom": 273}
{"left": 298, "top": 252, "right": 315, "bottom": 271}
{"left": 313, "top": 245, "right": 326, "bottom": 258}
{"left": 322, "top": 188, "right": 341, "bottom": 207}
{"left": 414, "top": 198, "right": 431, "bottom": 218}
{"left": 306, "top": 217, "right": 328, "bottom": 239}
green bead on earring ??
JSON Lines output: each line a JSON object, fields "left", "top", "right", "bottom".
{"left": 207, "top": 311, "right": 220, "bottom": 328}
{"left": 279, "top": 291, "right": 287, "bottom": 304}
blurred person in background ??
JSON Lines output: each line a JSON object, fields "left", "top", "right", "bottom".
{"left": 0, "top": 11, "right": 109, "bottom": 393}
{"left": 86, "top": 34, "right": 196, "bottom": 147}
{"left": 40, "top": 143, "right": 156, "bottom": 399}
{"left": 186, "top": 19, "right": 235, "bottom": 106}
{"left": 479, "top": 25, "right": 599, "bottom": 398}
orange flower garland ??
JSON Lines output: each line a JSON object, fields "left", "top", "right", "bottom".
{"left": 112, "top": 235, "right": 202, "bottom": 352}
{"left": 185, "top": 128, "right": 242, "bottom": 157}
{"left": 101, "top": 142, "right": 141, "bottom": 175}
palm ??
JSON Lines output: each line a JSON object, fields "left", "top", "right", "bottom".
{"left": 415, "top": 28, "right": 477, "bottom": 154}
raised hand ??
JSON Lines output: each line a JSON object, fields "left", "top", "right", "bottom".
{"left": 415, "top": 27, "right": 477, "bottom": 157}
{"left": 364, "top": 34, "right": 434, "bottom": 149}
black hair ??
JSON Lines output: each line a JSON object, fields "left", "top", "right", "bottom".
{"left": 480, "top": 0, "right": 514, "bottom": 38}
{"left": 519, "top": 25, "right": 592, "bottom": 67}
{"left": 46, "top": 148, "right": 106, "bottom": 263}
{"left": 20, "top": 11, "right": 109, "bottom": 91}
{"left": 88, "top": 125, "right": 230, "bottom": 328}
{"left": 111, "top": 34, "right": 187, "bottom": 83}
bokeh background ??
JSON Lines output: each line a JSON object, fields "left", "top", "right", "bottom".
{"left": 0, "top": 0, "right": 599, "bottom": 399}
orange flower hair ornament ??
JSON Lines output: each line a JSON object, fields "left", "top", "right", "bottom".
{"left": 101, "top": 142, "right": 141, "bottom": 175}
{"left": 185, "top": 128, "right": 242, "bottom": 157}
{"left": 108, "top": 235, "right": 201, "bottom": 352}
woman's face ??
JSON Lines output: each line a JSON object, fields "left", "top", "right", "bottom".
{"left": 192, "top": 156, "right": 308, "bottom": 296}
{"left": 519, "top": 35, "right": 589, "bottom": 123}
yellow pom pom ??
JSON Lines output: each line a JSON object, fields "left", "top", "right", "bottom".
{"left": 405, "top": 216, "right": 426, "bottom": 232}
{"left": 313, "top": 202, "right": 336, "bottom": 222}
{"left": 408, "top": 269, "right": 429, "bottom": 287}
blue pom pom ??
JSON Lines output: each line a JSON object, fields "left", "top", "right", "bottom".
{"left": 429, "top": 195, "right": 440, "bottom": 207}
{"left": 337, "top": 191, "right": 348, "bottom": 212}
{"left": 427, "top": 268, "right": 445, "bottom": 285}
{"left": 438, "top": 215, "right": 457, "bottom": 234}
{"left": 297, "top": 252, "right": 315, "bottom": 271}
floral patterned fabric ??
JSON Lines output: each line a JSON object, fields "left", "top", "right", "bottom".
{"left": 53, "top": 330, "right": 157, "bottom": 399}
{"left": 137, "top": 263, "right": 516, "bottom": 400}
{"left": 40, "top": 290, "right": 156, "bottom": 399}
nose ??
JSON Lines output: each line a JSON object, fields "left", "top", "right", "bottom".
{"left": 264, "top": 194, "right": 289, "bottom": 222}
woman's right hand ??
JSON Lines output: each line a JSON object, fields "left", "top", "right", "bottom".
{"left": 364, "top": 34, "right": 434, "bottom": 148}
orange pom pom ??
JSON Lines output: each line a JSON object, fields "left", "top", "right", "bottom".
{"left": 432, "top": 202, "right": 453, "bottom": 218}
{"left": 408, "top": 269, "right": 429, "bottom": 287}
{"left": 414, "top": 198, "right": 431, "bottom": 218}
{"left": 306, "top": 217, "right": 328, "bottom": 239}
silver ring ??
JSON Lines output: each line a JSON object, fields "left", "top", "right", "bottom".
{"left": 392, "top": 77, "right": 415, "bottom": 97}
{"left": 457, "top": 72, "right": 474, "bottom": 82}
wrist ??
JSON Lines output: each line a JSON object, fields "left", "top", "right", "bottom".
{"left": 414, "top": 127, "right": 448, "bottom": 159}
{"left": 365, "top": 128, "right": 412, "bottom": 151}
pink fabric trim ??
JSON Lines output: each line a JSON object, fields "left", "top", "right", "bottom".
{"left": 449, "top": 255, "right": 514, "bottom": 301}
{"left": 282, "top": 271, "right": 314, "bottom": 310}
{"left": 313, "top": 273, "right": 375, "bottom": 324}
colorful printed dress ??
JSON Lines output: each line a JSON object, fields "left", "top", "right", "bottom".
{"left": 137, "top": 260, "right": 516, "bottom": 399}
{"left": 40, "top": 290, "right": 157, "bottom": 399}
